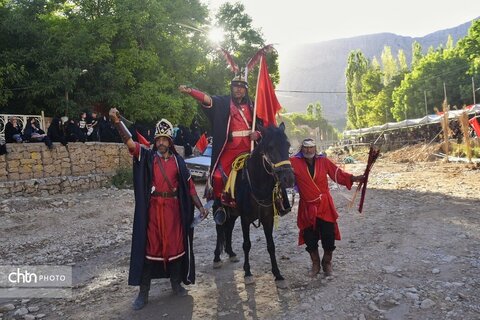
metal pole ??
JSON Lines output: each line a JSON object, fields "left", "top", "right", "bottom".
{"left": 424, "top": 90, "right": 428, "bottom": 116}
{"left": 473, "top": 77, "right": 476, "bottom": 105}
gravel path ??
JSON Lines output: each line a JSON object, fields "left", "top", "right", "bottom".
{"left": 1, "top": 157, "right": 479, "bottom": 320}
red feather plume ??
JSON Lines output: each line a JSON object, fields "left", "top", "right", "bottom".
{"left": 246, "top": 44, "right": 274, "bottom": 70}
{"left": 219, "top": 48, "right": 240, "bottom": 74}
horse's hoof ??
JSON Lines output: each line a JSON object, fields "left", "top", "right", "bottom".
{"left": 229, "top": 255, "right": 240, "bottom": 263}
{"left": 275, "top": 279, "right": 288, "bottom": 289}
{"left": 244, "top": 275, "right": 255, "bottom": 285}
{"left": 213, "top": 260, "right": 223, "bottom": 269}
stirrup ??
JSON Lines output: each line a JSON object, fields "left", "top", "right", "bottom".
{"left": 214, "top": 207, "right": 227, "bottom": 225}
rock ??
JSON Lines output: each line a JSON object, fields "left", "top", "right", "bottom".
{"left": 51, "top": 201, "right": 63, "bottom": 207}
{"left": 432, "top": 268, "right": 440, "bottom": 274}
{"left": 322, "top": 303, "right": 334, "bottom": 311}
{"left": 13, "top": 307, "right": 29, "bottom": 316}
{"left": 21, "top": 300, "right": 30, "bottom": 305}
{"left": 24, "top": 315, "right": 36, "bottom": 320}
{"left": 382, "top": 266, "right": 397, "bottom": 274}
{"left": 27, "top": 306, "right": 39, "bottom": 312}
{"left": 405, "top": 292, "right": 419, "bottom": 301}
{"left": 358, "top": 314, "right": 367, "bottom": 320}
{"left": 420, "top": 298, "right": 435, "bottom": 309}
{"left": 0, "top": 304, "right": 15, "bottom": 312}
{"left": 367, "top": 301, "right": 383, "bottom": 312}
{"left": 36, "top": 314, "right": 46, "bottom": 319}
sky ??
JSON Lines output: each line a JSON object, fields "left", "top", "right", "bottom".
{"left": 202, "top": 0, "right": 480, "bottom": 45}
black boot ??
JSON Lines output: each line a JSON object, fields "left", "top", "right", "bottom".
{"left": 169, "top": 260, "right": 187, "bottom": 297}
{"left": 132, "top": 284, "right": 150, "bottom": 310}
{"left": 133, "top": 261, "right": 151, "bottom": 310}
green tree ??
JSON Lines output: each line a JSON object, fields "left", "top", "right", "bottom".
{"left": 458, "top": 18, "right": 480, "bottom": 99}
{"left": 392, "top": 47, "right": 470, "bottom": 120}
{"left": 381, "top": 46, "right": 398, "bottom": 86}
{"left": 411, "top": 41, "right": 423, "bottom": 68}
{"left": 345, "top": 50, "right": 368, "bottom": 129}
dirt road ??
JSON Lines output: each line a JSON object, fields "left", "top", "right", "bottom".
{"left": 1, "top": 157, "right": 479, "bottom": 319}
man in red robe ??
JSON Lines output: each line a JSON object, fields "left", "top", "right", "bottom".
{"left": 109, "top": 108, "right": 208, "bottom": 310}
{"left": 290, "top": 138, "right": 364, "bottom": 277}
{"left": 179, "top": 75, "right": 261, "bottom": 221}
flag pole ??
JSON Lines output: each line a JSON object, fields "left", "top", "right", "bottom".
{"left": 251, "top": 55, "right": 263, "bottom": 151}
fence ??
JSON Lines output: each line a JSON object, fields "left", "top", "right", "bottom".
{"left": 0, "top": 112, "right": 46, "bottom": 141}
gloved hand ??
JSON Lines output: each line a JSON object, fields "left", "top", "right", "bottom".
{"left": 109, "top": 108, "right": 121, "bottom": 123}
{"left": 249, "top": 131, "right": 261, "bottom": 141}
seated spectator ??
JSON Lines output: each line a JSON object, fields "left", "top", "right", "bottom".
{"left": 78, "top": 112, "right": 88, "bottom": 136}
{"left": 23, "top": 117, "right": 53, "bottom": 149}
{"left": 0, "top": 137, "right": 7, "bottom": 155}
{"left": 65, "top": 119, "right": 87, "bottom": 142}
{"left": 86, "top": 111, "right": 99, "bottom": 141}
{"left": 5, "top": 116, "right": 23, "bottom": 143}
{"left": 48, "top": 117, "right": 68, "bottom": 146}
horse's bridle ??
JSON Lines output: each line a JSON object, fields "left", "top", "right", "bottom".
{"left": 261, "top": 154, "right": 292, "bottom": 177}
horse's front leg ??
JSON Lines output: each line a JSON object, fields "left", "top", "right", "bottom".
{"left": 262, "top": 215, "right": 284, "bottom": 281}
{"left": 224, "top": 214, "right": 239, "bottom": 262}
{"left": 241, "top": 216, "right": 254, "bottom": 283}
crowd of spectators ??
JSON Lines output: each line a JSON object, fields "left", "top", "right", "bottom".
{"left": 1, "top": 113, "right": 206, "bottom": 157}
{"left": 2, "top": 111, "right": 128, "bottom": 147}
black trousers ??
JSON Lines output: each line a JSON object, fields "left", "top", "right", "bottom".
{"left": 140, "top": 258, "right": 183, "bottom": 286}
{"left": 303, "top": 218, "right": 336, "bottom": 253}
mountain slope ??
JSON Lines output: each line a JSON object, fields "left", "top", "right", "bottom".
{"left": 277, "top": 19, "right": 476, "bottom": 128}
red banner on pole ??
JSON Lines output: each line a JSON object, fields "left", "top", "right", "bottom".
{"left": 254, "top": 56, "right": 282, "bottom": 127}
{"left": 195, "top": 133, "right": 208, "bottom": 154}
{"left": 469, "top": 117, "right": 480, "bottom": 137}
{"left": 136, "top": 130, "right": 150, "bottom": 147}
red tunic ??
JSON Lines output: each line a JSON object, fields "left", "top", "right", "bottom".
{"left": 290, "top": 155, "right": 353, "bottom": 245}
{"left": 131, "top": 143, "right": 197, "bottom": 262}
{"left": 212, "top": 101, "right": 252, "bottom": 197}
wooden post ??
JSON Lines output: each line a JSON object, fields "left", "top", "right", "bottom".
{"left": 441, "top": 100, "right": 450, "bottom": 162}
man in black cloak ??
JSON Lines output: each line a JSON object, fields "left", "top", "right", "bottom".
{"left": 109, "top": 108, "right": 208, "bottom": 310}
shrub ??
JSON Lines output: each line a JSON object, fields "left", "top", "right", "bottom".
{"left": 111, "top": 166, "right": 133, "bottom": 189}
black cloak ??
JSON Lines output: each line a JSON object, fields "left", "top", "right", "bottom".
{"left": 128, "top": 147, "right": 195, "bottom": 286}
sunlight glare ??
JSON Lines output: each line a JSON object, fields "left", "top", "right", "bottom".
{"left": 208, "top": 27, "right": 224, "bottom": 44}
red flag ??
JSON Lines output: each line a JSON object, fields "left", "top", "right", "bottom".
{"left": 136, "top": 130, "right": 150, "bottom": 147}
{"left": 469, "top": 117, "right": 480, "bottom": 137}
{"left": 195, "top": 133, "right": 208, "bottom": 154}
{"left": 254, "top": 55, "right": 282, "bottom": 127}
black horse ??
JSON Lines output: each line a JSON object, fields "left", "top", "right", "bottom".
{"left": 213, "top": 123, "right": 295, "bottom": 284}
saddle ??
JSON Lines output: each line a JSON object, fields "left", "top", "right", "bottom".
{"left": 221, "top": 153, "right": 249, "bottom": 208}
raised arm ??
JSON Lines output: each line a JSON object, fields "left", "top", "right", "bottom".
{"left": 178, "top": 85, "right": 212, "bottom": 107}
{"left": 108, "top": 108, "right": 136, "bottom": 152}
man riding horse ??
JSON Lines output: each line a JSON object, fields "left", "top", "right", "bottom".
{"left": 179, "top": 74, "right": 261, "bottom": 222}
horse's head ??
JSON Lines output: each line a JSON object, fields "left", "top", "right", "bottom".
{"left": 255, "top": 123, "right": 295, "bottom": 188}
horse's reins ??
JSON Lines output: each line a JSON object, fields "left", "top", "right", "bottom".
{"left": 246, "top": 154, "right": 292, "bottom": 228}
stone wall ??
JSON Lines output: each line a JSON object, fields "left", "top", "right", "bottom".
{"left": 0, "top": 142, "right": 132, "bottom": 197}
